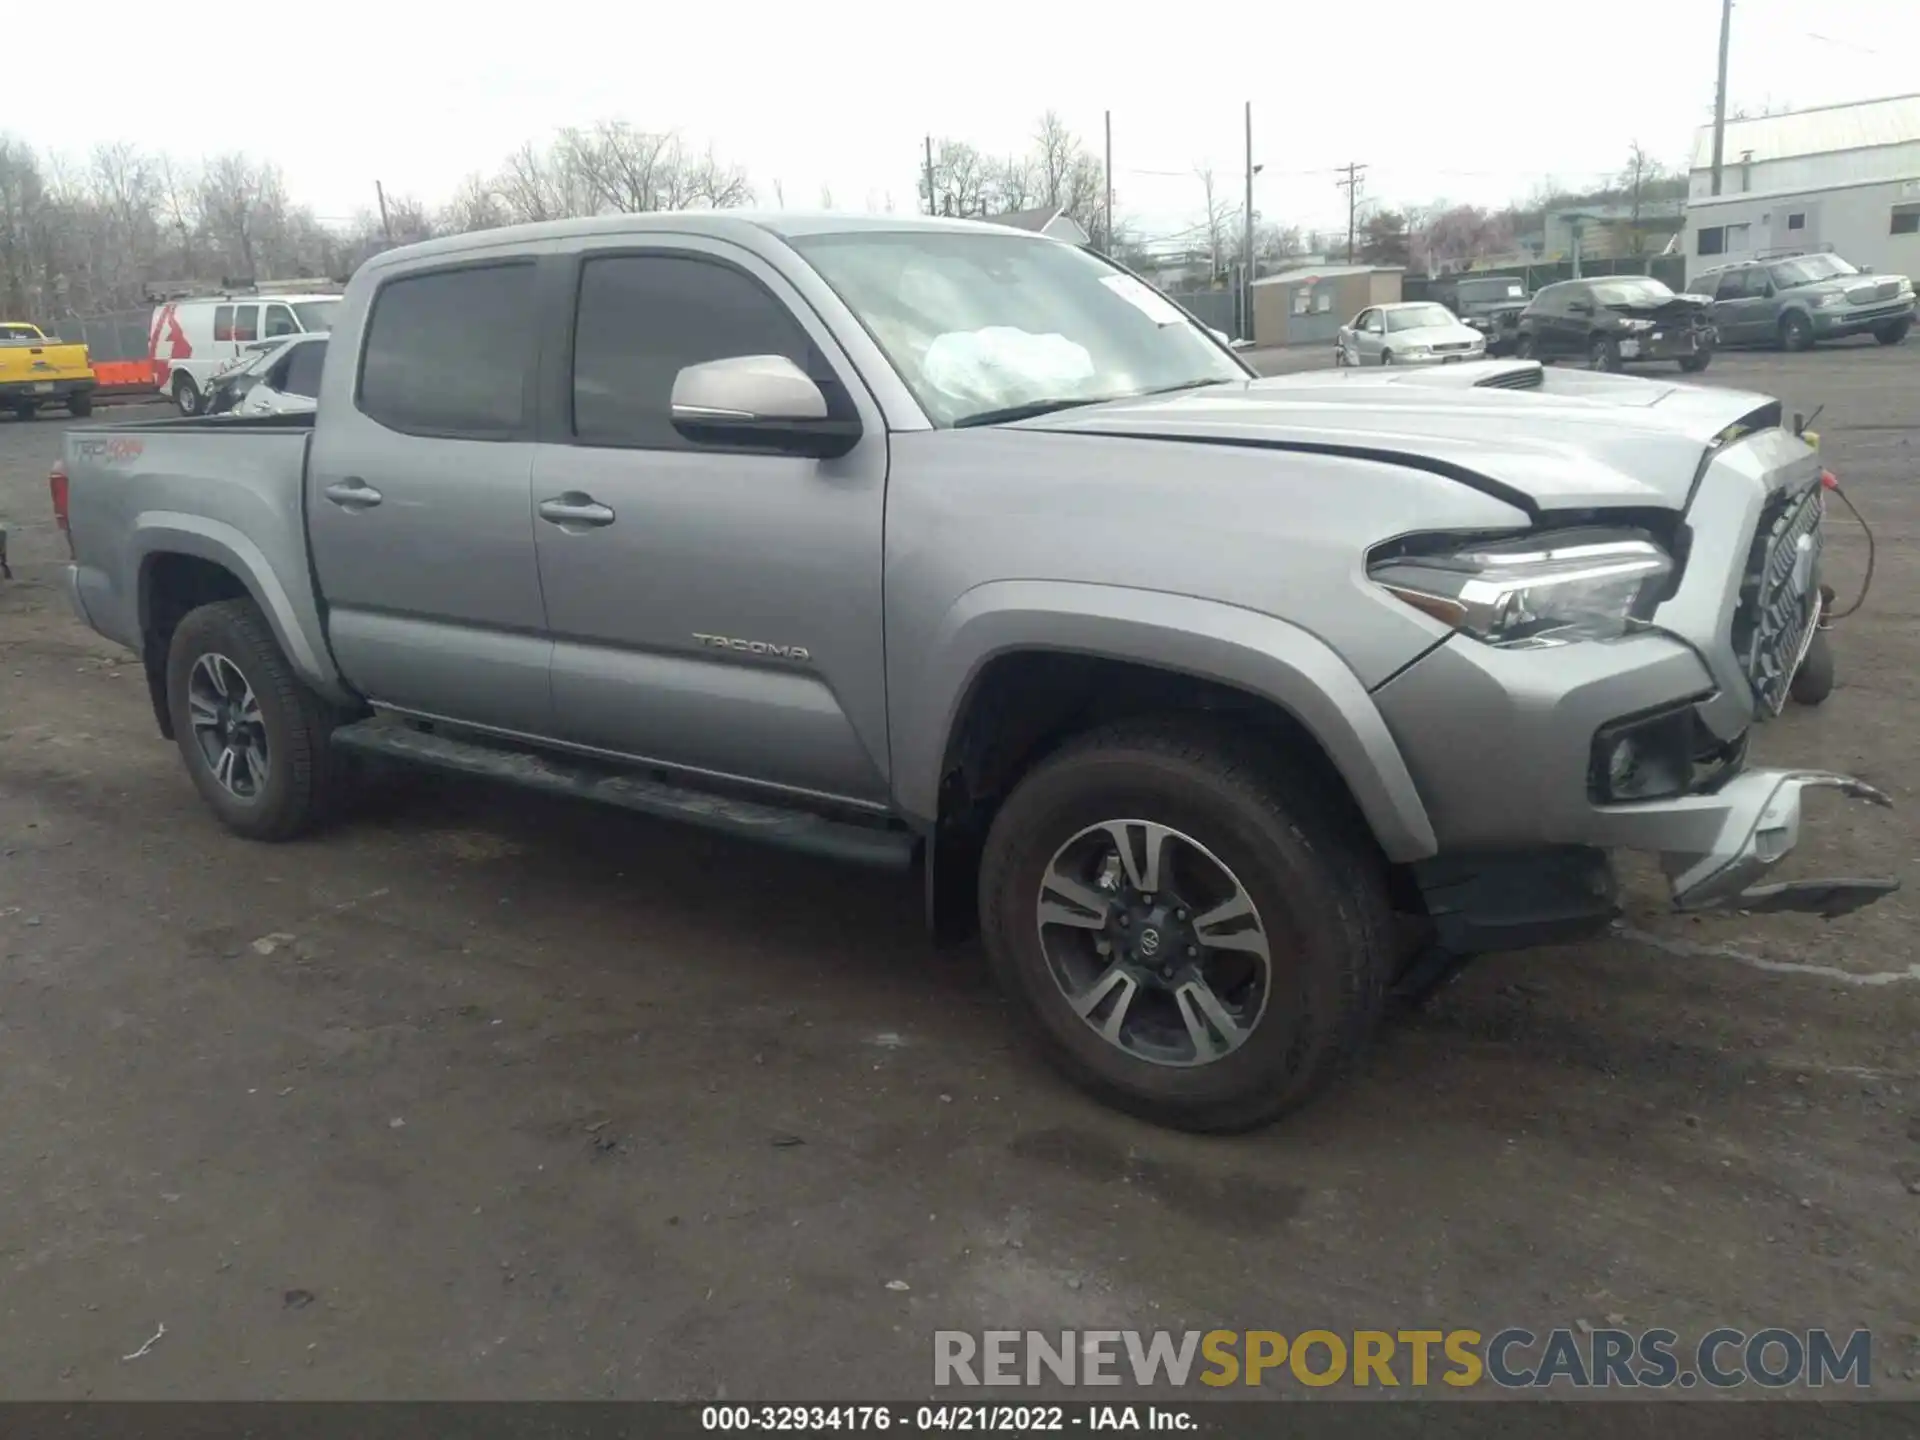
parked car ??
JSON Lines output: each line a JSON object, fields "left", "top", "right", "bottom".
{"left": 206, "top": 334, "right": 327, "bottom": 417}
{"left": 150, "top": 292, "right": 340, "bottom": 417}
{"left": 1335, "top": 302, "right": 1486, "bottom": 366}
{"left": 1, "top": 321, "right": 96, "bottom": 419}
{"left": 1697, "top": 253, "right": 1913, "bottom": 351}
{"left": 1427, "top": 276, "right": 1531, "bottom": 356}
{"left": 1514, "top": 277, "right": 1715, "bottom": 372}
{"left": 56, "top": 214, "right": 1895, "bottom": 1132}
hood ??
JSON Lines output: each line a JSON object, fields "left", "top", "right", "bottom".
{"left": 1018, "top": 361, "right": 1789, "bottom": 513}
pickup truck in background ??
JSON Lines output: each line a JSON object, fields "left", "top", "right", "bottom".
{"left": 1, "top": 322, "right": 96, "bottom": 418}
{"left": 56, "top": 213, "right": 1898, "bottom": 1132}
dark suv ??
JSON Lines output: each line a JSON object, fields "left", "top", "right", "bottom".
{"left": 1514, "top": 277, "right": 1714, "bottom": 373}
{"left": 1696, "top": 253, "right": 1914, "bottom": 351}
{"left": 1429, "top": 275, "right": 1531, "bottom": 356}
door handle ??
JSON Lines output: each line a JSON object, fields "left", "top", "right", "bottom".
{"left": 323, "top": 477, "right": 383, "bottom": 509}
{"left": 538, "top": 493, "right": 616, "bottom": 529}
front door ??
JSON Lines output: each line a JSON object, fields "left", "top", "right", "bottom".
{"left": 306, "top": 259, "right": 554, "bottom": 736}
{"left": 527, "top": 241, "right": 891, "bottom": 805}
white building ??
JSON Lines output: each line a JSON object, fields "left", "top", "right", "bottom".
{"left": 1682, "top": 93, "right": 1920, "bottom": 285}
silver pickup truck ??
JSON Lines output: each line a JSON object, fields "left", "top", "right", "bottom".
{"left": 57, "top": 213, "right": 1896, "bottom": 1132}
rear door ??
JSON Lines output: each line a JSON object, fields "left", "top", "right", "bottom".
{"left": 1712, "top": 266, "right": 1760, "bottom": 343}
{"left": 525, "top": 239, "right": 892, "bottom": 804}
{"left": 307, "top": 258, "right": 554, "bottom": 736}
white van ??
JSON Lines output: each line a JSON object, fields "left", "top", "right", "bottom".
{"left": 149, "top": 292, "right": 341, "bottom": 415}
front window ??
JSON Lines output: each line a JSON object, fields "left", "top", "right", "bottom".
{"left": 293, "top": 300, "right": 341, "bottom": 332}
{"left": 1385, "top": 304, "right": 1456, "bottom": 332}
{"left": 1768, "top": 254, "right": 1858, "bottom": 287}
{"left": 788, "top": 231, "right": 1246, "bottom": 427}
{"left": 1589, "top": 278, "right": 1677, "bottom": 307}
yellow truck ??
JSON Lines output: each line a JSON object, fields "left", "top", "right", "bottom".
{"left": 0, "top": 322, "right": 96, "bottom": 419}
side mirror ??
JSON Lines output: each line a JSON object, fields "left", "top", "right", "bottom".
{"left": 670, "top": 354, "right": 860, "bottom": 460}
{"left": 1569, "top": 301, "right": 1594, "bottom": 315}
{"left": 1229, "top": 337, "right": 1254, "bottom": 351}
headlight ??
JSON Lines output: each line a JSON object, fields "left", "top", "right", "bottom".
{"left": 1899, "top": 276, "right": 1915, "bottom": 296}
{"left": 1406, "top": 343, "right": 1431, "bottom": 355}
{"left": 1813, "top": 292, "right": 1844, "bottom": 309}
{"left": 1620, "top": 318, "right": 1654, "bottom": 332}
{"left": 1369, "top": 530, "right": 1673, "bottom": 647}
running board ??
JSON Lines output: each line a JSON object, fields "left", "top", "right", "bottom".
{"left": 330, "top": 718, "right": 917, "bottom": 870}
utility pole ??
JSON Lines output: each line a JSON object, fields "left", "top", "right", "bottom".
{"left": 1103, "top": 110, "right": 1113, "bottom": 252}
{"left": 1710, "top": 0, "right": 1734, "bottom": 196}
{"left": 1242, "top": 102, "right": 1255, "bottom": 340}
{"left": 1336, "top": 162, "right": 1367, "bottom": 263}
{"left": 374, "top": 180, "right": 394, "bottom": 245}
{"left": 924, "top": 136, "right": 937, "bottom": 217}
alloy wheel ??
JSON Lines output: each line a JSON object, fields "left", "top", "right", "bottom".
{"left": 1035, "top": 819, "right": 1273, "bottom": 1068}
{"left": 186, "top": 653, "right": 271, "bottom": 800}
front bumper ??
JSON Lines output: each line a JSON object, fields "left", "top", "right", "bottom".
{"left": 1616, "top": 327, "right": 1712, "bottom": 364}
{"left": 1811, "top": 296, "right": 1914, "bottom": 337}
{"left": 1396, "top": 347, "right": 1488, "bottom": 366}
{"left": 1372, "top": 428, "right": 1896, "bottom": 920}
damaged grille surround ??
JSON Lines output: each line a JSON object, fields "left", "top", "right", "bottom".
{"left": 1732, "top": 483, "right": 1823, "bottom": 718}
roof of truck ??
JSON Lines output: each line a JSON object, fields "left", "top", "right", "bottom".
{"left": 361, "top": 211, "right": 1061, "bottom": 272}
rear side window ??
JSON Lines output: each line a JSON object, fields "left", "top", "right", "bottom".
{"left": 571, "top": 253, "right": 823, "bottom": 450}
{"left": 281, "top": 340, "right": 327, "bottom": 399}
{"left": 358, "top": 264, "right": 535, "bottom": 438}
{"left": 213, "top": 304, "right": 235, "bottom": 341}
{"left": 264, "top": 305, "right": 299, "bottom": 338}
{"left": 233, "top": 304, "right": 259, "bottom": 342}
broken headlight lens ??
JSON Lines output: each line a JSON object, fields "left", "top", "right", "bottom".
{"left": 1370, "top": 530, "right": 1673, "bottom": 648}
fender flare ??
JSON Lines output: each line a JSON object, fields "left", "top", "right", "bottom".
{"left": 895, "top": 580, "right": 1438, "bottom": 863}
{"left": 132, "top": 512, "right": 352, "bottom": 705}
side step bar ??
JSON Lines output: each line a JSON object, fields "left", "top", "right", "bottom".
{"left": 331, "top": 718, "right": 918, "bottom": 871}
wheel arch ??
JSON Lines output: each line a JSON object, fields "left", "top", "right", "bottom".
{"left": 905, "top": 583, "right": 1437, "bottom": 941}
{"left": 134, "top": 519, "right": 350, "bottom": 738}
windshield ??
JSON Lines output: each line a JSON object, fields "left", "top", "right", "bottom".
{"left": 1457, "top": 280, "right": 1525, "bottom": 302}
{"left": 1768, "top": 254, "right": 1858, "bottom": 287}
{"left": 787, "top": 231, "right": 1246, "bottom": 427}
{"left": 293, "top": 300, "right": 340, "bottom": 332}
{"left": 1385, "top": 304, "right": 1457, "bottom": 332}
{"left": 1589, "top": 278, "right": 1676, "bottom": 307}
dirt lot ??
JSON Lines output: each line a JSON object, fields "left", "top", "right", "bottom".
{"left": 3, "top": 346, "right": 1918, "bottom": 1402}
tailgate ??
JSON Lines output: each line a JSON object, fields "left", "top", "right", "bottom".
{"left": 0, "top": 340, "right": 92, "bottom": 382}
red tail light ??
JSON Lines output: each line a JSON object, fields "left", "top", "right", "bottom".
{"left": 49, "top": 460, "right": 73, "bottom": 557}
{"left": 1820, "top": 468, "right": 1838, "bottom": 490}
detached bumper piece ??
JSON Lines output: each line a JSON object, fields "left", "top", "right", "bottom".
{"left": 1663, "top": 768, "right": 1897, "bottom": 917}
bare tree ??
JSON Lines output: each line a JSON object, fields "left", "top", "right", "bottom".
{"left": 440, "top": 173, "right": 509, "bottom": 234}
{"left": 925, "top": 139, "right": 992, "bottom": 218}
{"left": 1034, "top": 111, "right": 1077, "bottom": 208}
{"left": 1195, "top": 167, "right": 1240, "bottom": 282}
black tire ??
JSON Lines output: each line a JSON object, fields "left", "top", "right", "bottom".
{"left": 1379, "top": 349, "right": 1394, "bottom": 366}
{"left": 172, "top": 372, "right": 203, "bottom": 417}
{"left": 977, "top": 719, "right": 1393, "bottom": 1133}
{"left": 1780, "top": 312, "right": 1814, "bottom": 352}
{"left": 1678, "top": 350, "right": 1712, "bottom": 373}
{"left": 165, "top": 598, "right": 345, "bottom": 840}
{"left": 12, "top": 402, "right": 37, "bottom": 421}
{"left": 1875, "top": 318, "right": 1911, "bottom": 346}
{"left": 1588, "top": 335, "right": 1622, "bottom": 372}
{"left": 1790, "top": 630, "right": 1834, "bottom": 707}
{"left": 1514, "top": 332, "right": 1536, "bottom": 360}
{"left": 67, "top": 391, "right": 93, "bottom": 418}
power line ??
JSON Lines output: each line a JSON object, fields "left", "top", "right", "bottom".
{"left": 1335, "top": 161, "right": 1367, "bottom": 263}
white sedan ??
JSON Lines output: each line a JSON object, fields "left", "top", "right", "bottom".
{"left": 1336, "top": 302, "right": 1486, "bottom": 366}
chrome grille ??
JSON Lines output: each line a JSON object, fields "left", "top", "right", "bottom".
{"left": 1847, "top": 280, "right": 1900, "bottom": 304}
{"left": 1431, "top": 341, "right": 1475, "bottom": 353}
{"left": 1732, "top": 484, "right": 1823, "bottom": 717}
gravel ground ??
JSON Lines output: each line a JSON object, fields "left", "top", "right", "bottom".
{"left": 2, "top": 345, "right": 1918, "bottom": 1401}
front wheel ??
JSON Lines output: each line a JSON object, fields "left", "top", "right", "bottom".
{"left": 1678, "top": 350, "right": 1713, "bottom": 373}
{"left": 1514, "top": 333, "right": 1536, "bottom": 360}
{"left": 172, "top": 373, "right": 203, "bottom": 417}
{"left": 166, "top": 598, "right": 346, "bottom": 840}
{"left": 11, "top": 402, "right": 37, "bottom": 421}
{"left": 1780, "top": 313, "right": 1814, "bottom": 352}
{"left": 1875, "top": 318, "right": 1911, "bottom": 346}
{"left": 1379, "top": 349, "right": 1394, "bottom": 366}
{"left": 977, "top": 720, "right": 1392, "bottom": 1133}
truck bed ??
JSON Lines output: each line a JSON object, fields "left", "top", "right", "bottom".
{"left": 63, "top": 413, "right": 339, "bottom": 698}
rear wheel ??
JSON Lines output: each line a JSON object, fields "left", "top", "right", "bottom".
{"left": 1875, "top": 318, "right": 1911, "bottom": 346}
{"left": 11, "top": 402, "right": 37, "bottom": 421}
{"left": 165, "top": 598, "right": 346, "bottom": 840}
{"left": 1588, "top": 336, "right": 1622, "bottom": 371}
{"left": 67, "top": 391, "right": 93, "bottom": 418}
{"left": 977, "top": 720, "right": 1393, "bottom": 1133}
{"left": 172, "top": 372, "right": 203, "bottom": 417}
{"left": 1780, "top": 312, "right": 1814, "bottom": 352}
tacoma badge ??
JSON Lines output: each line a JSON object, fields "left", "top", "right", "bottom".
{"left": 691, "top": 632, "right": 812, "bottom": 662}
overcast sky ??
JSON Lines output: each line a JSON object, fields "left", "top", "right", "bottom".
{"left": 12, "top": 0, "right": 1918, "bottom": 243}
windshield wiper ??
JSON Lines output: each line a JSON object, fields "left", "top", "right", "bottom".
{"left": 953, "top": 398, "right": 1105, "bottom": 428}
